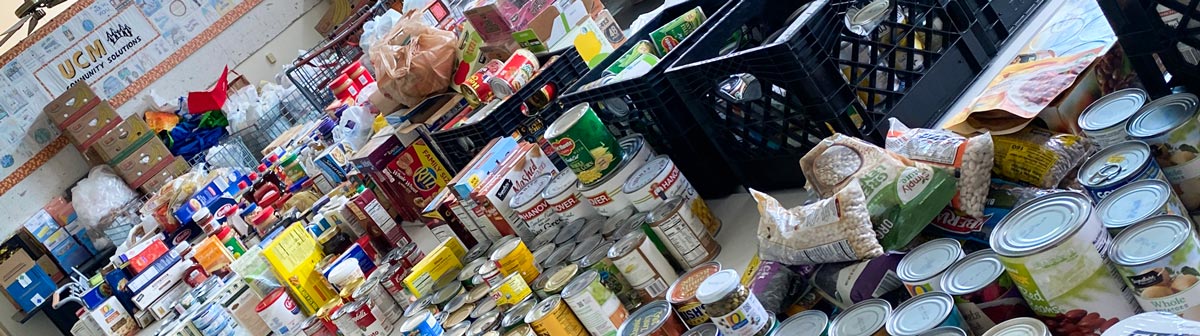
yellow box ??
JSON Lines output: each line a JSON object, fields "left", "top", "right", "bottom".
{"left": 263, "top": 223, "right": 338, "bottom": 315}
{"left": 403, "top": 244, "right": 463, "bottom": 298}
{"left": 442, "top": 236, "right": 466, "bottom": 261}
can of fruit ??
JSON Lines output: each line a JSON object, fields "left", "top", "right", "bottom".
{"left": 491, "top": 273, "right": 534, "bottom": 309}
{"left": 578, "top": 150, "right": 643, "bottom": 216}
{"left": 562, "top": 270, "right": 630, "bottom": 335}
{"left": 621, "top": 155, "right": 721, "bottom": 236}
{"left": 510, "top": 173, "right": 561, "bottom": 235}
{"left": 580, "top": 241, "right": 643, "bottom": 311}
{"left": 1078, "top": 140, "right": 1167, "bottom": 203}
{"left": 1096, "top": 179, "right": 1186, "bottom": 234}
{"left": 489, "top": 49, "right": 540, "bottom": 99}
{"left": 898, "top": 238, "right": 965, "bottom": 295}
{"left": 1110, "top": 215, "right": 1200, "bottom": 320}
{"left": 491, "top": 237, "right": 541, "bottom": 284}
{"left": 980, "top": 317, "right": 1049, "bottom": 336}
{"left": 504, "top": 298, "right": 539, "bottom": 331}
{"left": 667, "top": 262, "right": 722, "bottom": 328}
{"left": 609, "top": 229, "right": 678, "bottom": 300}
{"left": 616, "top": 300, "right": 688, "bottom": 336}
{"left": 1128, "top": 93, "right": 1200, "bottom": 211}
{"left": 646, "top": 197, "right": 720, "bottom": 269}
{"left": 542, "top": 171, "right": 599, "bottom": 223}
{"left": 990, "top": 191, "right": 1140, "bottom": 330}
{"left": 525, "top": 295, "right": 588, "bottom": 336}
{"left": 547, "top": 103, "right": 625, "bottom": 185}
{"left": 828, "top": 298, "right": 892, "bottom": 336}
{"left": 885, "top": 292, "right": 968, "bottom": 336}
{"left": 1078, "top": 88, "right": 1149, "bottom": 148}
{"left": 940, "top": 249, "right": 1035, "bottom": 334}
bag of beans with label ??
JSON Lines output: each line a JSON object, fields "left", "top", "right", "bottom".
{"left": 799, "top": 134, "right": 958, "bottom": 251}
{"left": 752, "top": 183, "right": 884, "bottom": 265}
{"left": 991, "top": 126, "right": 1095, "bottom": 188}
{"left": 885, "top": 118, "right": 994, "bottom": 217}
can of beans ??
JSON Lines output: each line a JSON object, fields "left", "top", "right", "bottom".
{"left": 621, "top": 155, "right": 721, "bottom": 236}
{"left": 940, "top": 249, "right": 1035, "bottom": 334}
{"left": 828, "top": 298, "right": 891, "bottom": 336}
{"left": 489, "top": 49, "right": 540, "bottom": 99}
{"left": 562, "top": 270, "right": 630, "bottom": 335}
{"left": 990, "top": 192, "right": 1140, "bottom": 331}
{"left": 491, "top": 237, "right": 541, "bottom": 284}
{"left": 1078, "top": 88, "right": 1149, "bottom": 148}
{"left": 667, "top": 262, "right": 722, "bottom": 328}
{"left": 511, "top": 173, "right": 561, "bottom": 235}
{"left": 470, "top": 310, "right": 503, "bottom": 335}
{"left": 524, "top": 295, "right": 588, "bottom": 336}
{"left": 681, "top": 324, "right": 720, "bottom": 336}
{"left": 617, "top": 300, "right": 688, "bottom": 336}
{"left": 1110, "top": 215, "right": 1200, "bottom": 320}
{"left": 1097, "top": 179, "right": 1186, "bottom": 234}
{"left": 775, "top": 310, "right": 828, "bottom": 336}
{"left": 399, "top": 309, "right": 444, "bottom": 336}
{"left": 546, "top": 103, "right": 625, "bottom": 185}
{"left": 543, "top": 171, "right": 600, "bottom": 223}
{"left": 581, "top": 241, "right": 643, "bottom": 311}
{"left": 504, "top": 298, "right": 539, "bottom": 331}
{"left": 646, "top": 198, "right": 720, "bottom": 269}
{"left": 980, "top": 317, "right": 1049, "bottom": 336}
{"left": 609, "top": 229, "right": 678, "bottom": 301}
{"left": 1078, "top": 140, "right": 1167, "bottom": 202}
{"left": 885, "top": 292, "right": 968, "bottom": 336}
{"left": 1127, "top": 93, "right": 1200, "bottom": 212}
{"left": 578, "top": 150, "right": 644, "bottom": 216}
{"left": 492, "top": 273, "right": 534, "bottom": 309}
{"left": 696, "top": 269, "right": 772, "bottom": 336}
{"left": 898, "top": 238, "right": 965, "bottom": 296}
{"left": 352, "top": 272, "right": 402, "bottom": 323}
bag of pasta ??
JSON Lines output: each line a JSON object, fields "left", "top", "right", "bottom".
{"left": 885, "top": 118, "right": 994, "bottom": 217}
{"left": 991, "top": 126, "right": 1094, "bottom": 188}
{"left": 799, "top": 134, "right": 957, "bottom": 250}
{"left": 753, "top": 183, "right": 884, "bottom": 265}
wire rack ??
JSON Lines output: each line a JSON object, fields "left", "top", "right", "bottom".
{"left": 285, "top": 0, "right": 394, "bottom": 111}
{"left": 231, "top": 89, "right": 322, "bottom": 156}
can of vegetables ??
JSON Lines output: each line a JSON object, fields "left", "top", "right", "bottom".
{"left": 1109, "top": 215, "right": 1200, "bottom": 320}
{"left": 546, "top": 103, "right": 624, "bottom": 185}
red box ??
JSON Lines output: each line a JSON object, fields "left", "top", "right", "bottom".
{"left": 379, "top": 139, "right": 453, "bottom": 219}
{"left": 128, "top": 240, "right": 168, "bottom": 274}
{"left": 349, "top": 189, "right": 413, "bottom": 249}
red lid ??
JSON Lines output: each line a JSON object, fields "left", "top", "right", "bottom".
{"left": 216, "top": 226, "right": 232, "bottom": 239}
{"left": 251, "top": 207, "right": 275, "bottom": 225}
{"left": 217, "top": 204, "right": 238, "bottom": 217}
{"left": 259, "top": 189, "right": 280, "bottom": 206}
{"left": 256, "top": 288, "right": 288, "bottom": 312}
{"left": 257, "top": 164, "right": 268, "bottom": 173}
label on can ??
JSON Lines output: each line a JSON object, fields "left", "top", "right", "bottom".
{"left": 549, "top": 104, "right": 623, "bottom": 184}
{"left": 1113, "top": 219, "right": 1200, "bottom": 319}
{"left": 563, "top": 278, "right": 628, "bottom": 336}
{"left": 1146, "top": 117, "right": 1200, "bottom": 210}
{"left": 651, "top": 209, "right": 712, "bottom": 268}
{"left": 585, "top": 189, "right": 633, "bottom": 216}
{"left": 530, "top": 299, "right": 588, "bottom": 335}
{"left": 711, "top": 293, "right": 771, "bottom": 336}
{"left": 494, "top": 240, "right": 540, "bottom": 284}
{"left": 491, "top": 273, "right": 533, "bottom": 308}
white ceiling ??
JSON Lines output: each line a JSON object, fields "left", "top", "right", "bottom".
{"left": 0, "top": 0, "right": 72, "bottom": 55}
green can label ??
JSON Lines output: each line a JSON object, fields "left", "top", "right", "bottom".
{"left": 550, "top": 104, "right": 623, "bottom": 184}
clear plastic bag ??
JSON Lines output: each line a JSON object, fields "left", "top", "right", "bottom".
{"left": 71, "top": 166, "right": 138, "bottom": 229}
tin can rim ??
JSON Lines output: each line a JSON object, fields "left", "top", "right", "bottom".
{"left": 570, "top": 234, "right": 604, "bottom": 262}
{"left": 940, "top": 249, "right": 1006, "bottom": 295}
{"left": 1127, "top": 93, "right": 1200, "bottom": 138}
{"left": 829, "top": 298, "right": 891, "bottom": 336}
{"left": 545, "top": 263, "right": 580, "bottom": 292}
{"left": 609, "top": 229, "right": 648, "bottom": 259}
{"left": 897, "top": 238, "right": 963, "bottom": 283}
{"left": 646, "top": 198, "right": 687, "bottom": 224}
{"left": 545, "top": 103, "right": 591, "bottom": 140}
{"left": 543, "top": 170, "right": 579, "bottom": 199}
{"left": 602, "top": 207, "right": 637, "bottom": 237}
{"left": 776, "top": 310, "right": 829, "bottom": 336}
{"left": 990, "top": 192, "right": 1093, "bottom": 257}
{"left": 1097, "top": 179, "right": 1173, "bottom": 229}
{"left": 667, "top": 262, "right": 722, "bottom": 303}
{"left": 469, "top": 310, "right": 501, "bottom": 335}
{"left": 980, "top": 317, "right": 1048, "bottom": 336}
{"left": 556, "top": 218, "right": 588, "bottom": 245}
{"left": 561, "top": 269, "right": 601, "bottom": 298}
{"left": 622, "top": 155, "right": 672, "bottom": 194}
{"left": 617, "top": 300, "right": 672, "bottom": 336}
{"left": 919, "top": 326, "right": 969, "bottom": 336}
{"left": 511, "top": 173, "right": 554, "bottom": 209}
{"left": 490, "top": 237, "right": 525, "bottom": 262}
{"left": 503, "top": 298, "right": 538, "bottom": 328}
{"left": 1079, "top": 88, "right": 1149, "bottom": 131}
{"left": 1110, "top": 215, "right": 1194, "bottom": 266}
{"left": 1077, "top": 141, "right": 1152, "bottom": 188}
{"left": 886, "top": 292, "right": 955, "bottom": 335}
{"left": 524, "top": 295, "right": 564, "bottom": 324}
{"left": 579, "top": 241, "right": 615, "bottom": 268}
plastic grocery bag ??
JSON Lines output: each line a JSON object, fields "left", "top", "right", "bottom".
{"left": 799, "top": 134, "right": 957, "bottom": 250}
{"left": 753, "top": 184, "right": 884, "bottom": 265}
{"left": 368, "top": 10, "right": 457, "bottom": 108}
{"left": 72, "top": 166, "right": 138, "bottom": 229}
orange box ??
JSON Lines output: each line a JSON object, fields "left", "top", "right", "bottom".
{"left": 94, "top": 117, "right": 155, "bottom": 165}
{"left": 138, "top": 157, "right": 191, "bottom": 194}
{"left": 113, "top": 139, "right": 173, "bottom": 188}
{"left": 44, "top": 83, "right": 100, "bottom": 127}
{"left": 63, "top": 102, "right": 121, "bottom": 150}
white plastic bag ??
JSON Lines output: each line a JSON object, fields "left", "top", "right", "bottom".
{"left": 335, "top": 105, "right": 373, "bottom": 151}
{"left": 71, "top": 166, "right": 138, "bottom": 229}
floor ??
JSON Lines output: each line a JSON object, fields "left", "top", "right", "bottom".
{"left": 707, "top": 188, "right": 816, "bottom": 272}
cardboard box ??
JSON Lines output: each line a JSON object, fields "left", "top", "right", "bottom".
{"left": 44, "top": 83, "right": 100, "bottom": 127}
{"left": 63, "top": 102, "right": 122, "bottom": 150}
{"left": 113, "top": 138, "right": 174, "bottom": 188}
{"left": 593, "top": 9, "right": 627, "bottom": 47}
{"left": 124, "top": 239, "right": 169, "bottom": 275}
{"left": 379, "top": 138, "right": 453, "bottom": 217}
{"left": 138, "top": 156, "right": 191, "bottom": 194}
{"left": 94, "top": 117, "right": 155, "bottom": 165}
{"left": 127, "top": 249, "right": 181, "bottom": 294}
{"left": 262, "top": 223, "right": 339, "bottom": 315}
{"left": 0, "top": 250, "right": 55, "bottom": 313}
{"left": 466, "top": 0, "right": 518, "bottom": 43}
{"left": 512, "top": 0, "right": 591, "bottom": 52}
{"left": 131, "top": 259, "right": 189, "bottom": 310}
{"left": 349, "top": 189, "right": 413, "bottom": 249}
{"left": 22, "top": 210, "right": 59, "bottom": 242}
{"left": 455, "top": 23, "right": 489, "bottom": 88}
{"left": 349, "top": 133, "right": 404, "bottom": 176}
{"left": 48, "top": 236, "right": 91, "bottom": 272}
{"left": 419, "top": 0, "right": 457, "bottom": 29}
{"left": 554, "top": 17, "right": 615, "bottom": 67}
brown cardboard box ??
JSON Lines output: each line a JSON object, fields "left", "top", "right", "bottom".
{"left": 44, "top": 83, "right": 100, "bottom": 127}
{"left": 94, "top": 117, "right": 154, "bottom": 165}
{"left": 63, "top": 102, "right": 121, "bottom": 150}
{"left": 113, "top": 138, "right": 173, "bottom": 188}
{"left": 138, "top": 157, "right": 191, "bottom": 194}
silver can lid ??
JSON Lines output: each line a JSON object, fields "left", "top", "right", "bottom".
{"left": 460, "top": 258, "right": 487, "bottom": 282}
{"left": 622, "top": 155, "right": 671, "bottom": 194}
{"left": 919, "top": 326, "right": 969, "bottom": 336}
{"left": 531, "top": 243, "right": 556, "bottom": 267}
{"left": 503, "top": 297, "right": 538, "bottom": 328}
{"left": 981, "top": 317, "right": 1048, "bottom": 336}
{"left": 897, "top": 238, "right": 964, "bottom": 283}
{"left": 490, "top": 236, "right": 524, "bottom": 262}
{"left": 543, "top": 170, "right": 580, "bottom": 199}
{"left": 1078, "top": 141, "right": 1153, "bottom": 188}
{"left": 991, "top": 192, "right": 1094, "bottom": 257}
{"left": 570, "top": 234, "right": 603, "bottom": 262}
{"left": 562, "top": 269, "right": 601, "bottom": 299}
{"left": 545, "top": 103, "right": 591, "bottom": 140}
{"left": 646, "top": 198, "right": 687, "bottom": 224}
{"left": 602, "top": 207, "right": 636, "bottom": 237}
{"left": 886, "top": 292, "right": 955, "bottom": 336}
{"left": 468, "top": 310, "right": 501, "bottom": 335}
{"left": 680, "top": 323, "right": 720, "bottom": 336}
{"left": 525, "top": 295, "right": 564, "bottom": 324}
{"left": 1128, "top": 93, "right": 1200, "bottom": 138}
{"left": 1110, "top": 215, "right": 1194, "bottom": 266}
{"left": 776, "top": 310, "right": 829, "bottom": 336}
{"left": 543, "top": 242, "right": 575, "bottom": 269}
{"left": 617, "top": 300, "right": 673, "bottom": 336}
{"left": 533, "top": 226, "right": 560, "bottom": 249}
{"left": 579, "top": 216, "right": 605, "bottom": 237}
{"left": 829, "top": 298, "right": 891, "bottom": 336}
{"left": 609, "top": 229, "right": 648, "bottom": 259}
{"left": 510, "top": 173, "right": 553, "bottom": 209}
{"left": 467, "top": 240, "right": 493, "bottom": 261}
{"left": 1097, "top": 179, "right": 1174, "bottom": 231}
{"left": 580, "top": 241, "right": 615, "bottom": 268}
{"left": 1079, "top": 88, "right": 1149, "bottom": 131}
{"left": 555, "top": 217, "right": 588, "bottom": 245}
{"left": 400, "top": 309, "right": 434, "bottom": 332}
{"left": 844, "top": 0, "right": 891, "bottom": 37}
{"left": 940, "top": 249, "right": 1007, "bottom": 296}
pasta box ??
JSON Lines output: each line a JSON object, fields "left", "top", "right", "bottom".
{"left": 44, "top": 83, "right": 100, "bottom": 127}
{"left": 63, "top": 101, "right": 122, "bottom": 150}
{"left": 113, "top": 138, "right": 174, "bottom": 188}
{"left": 94, "top": 117, "right": 155, "bottom": 165}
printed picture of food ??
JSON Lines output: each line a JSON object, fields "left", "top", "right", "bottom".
{"left": 1129, "top": 266, "right": 1200, "bottom": 320}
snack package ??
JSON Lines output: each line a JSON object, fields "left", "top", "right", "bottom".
{"left": 886, "top": 118, "right": 994, "bottom": 216}
{"left": 753, "top": 182, "right": 883, "bottom": 265}
{"left": 799, "top": 134, "right": 958, "bottom": 250}
{"left": 991, "top": 126, "right": 1094, "bottom": 188}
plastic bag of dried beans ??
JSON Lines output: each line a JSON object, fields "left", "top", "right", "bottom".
{"left": 991, "top": 126, "right": 1095, "bottom": 188}
{"left": 798, "top": 134, "right": 958, "bottom": 250}
{"left": 752, "top": 183, "right": 883, "bottom": 265}
{"left": 885, "top": 118, "right": 994, "bottom": 217}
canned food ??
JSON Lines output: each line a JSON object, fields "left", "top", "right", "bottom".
{"left": 885, "top": 292, "right": 969, "bottom": 336}
{"left": 302, "top": 315, "right": 337, "bottom": 336}
{"left": 681, "top": 324, "right": 720, "bottom": 336}
{"left": 940, "top": 249, "right": 1034, "bottom": 334}
{"left": 578, "top": 149, "right": 644, "bottom": 216}
{"left": 511, "top": 173, "right": 561, "bottom": 235}
{"left": 621, "top": 155, "right": 721, "bottom": 235}
{"left": 556, "top": 217, "right": 588, "bottom": 245}
{"left": 775, "top": 310, "right": 828, "bottom": 336}
{"left": 1110, "top": 215, "right": 1200, "bottom": 320}
{"left": 989, "top": 192, "right": 1140, "bottom": 330}
{"left": 920, "top": 327, "right": 970, "bottom": 336}
{"left": 615, "top": 300, "right": 688, "bottom": 336}
{"left": 468, "top": 239, "right": 495, "bottom": 261}
{"left": 404, "top": 295, "right": 440, "bottom": 318}
{"left": 446, "top": 322, "right": 472, "bottom": 336}
{"left": 467, "top": 281, "right": 492, "bottom": 303}
{"left": 898, "top": 238, "right": 965, "bottom": 295}
{"left": 646, "top": 198, "right": 720, "bottom": 269}
{"left": 489, "top": 49, "right": 540, "bottom": 99}
{"left": 525, "top": 295, "right": 588, "bottom": 335}
{"left": 544, "top": 264, "right": 580, "bottom": 298}
{"left": 352, "top": 272, "right": 402, "bottom": 323}
{"left": 399, "top": 309, "right": 444, "bottom": 336}
{"left": 980, "top": 317, "right": 1050, "bottom": 336}
{"left": 543, "top": 171, "right": 600, "bottom": 222}
{"left": 603, "top": 208, "right": 637, "bottom": 239}
{"left": 667, "top": 262, "right": 722, "bottom": 328}
{"left": 532, "top": 244, "right": 556, "bottom": 269}
{"left": 433, "top": 282, "right": 464, "bottom": 309}
{"left": 563, "top": 270, "right": 630, "bottom": 335}
{"left": 445, "top": 294, "right": 470, "bottom": 318}
{"left": 526, "top": 83, "right": 557, "bottom": 113}
{"left": 256, "top": 288, "right": 305, "bottom": 335}
{"left": 1096, "top": 179, "right": 1186, "bottom": 233}
{"left": 828, "top": 298, "right": 892, "bottom": 336}
{"left": 504, "top": 298, "right": 539, "bottom": 331}
{"left": 579, "top": 216, "right": 605, "bottom": 238}
{"left": 347, "top": 300, "right": 392, "bottom": 336}
{"left": 697, "top": 269, "right": 772, "bottom": 336}
{"left": 1078, "top": 88, "right": 1149, "bottom": 148}
{"left": 610, "top": 229, "right": 678, "bottom": 301}
{"left": 1077, "top": 141, "right": 1167, "bottom": 202}
{"left": 492, "top": 273, "right": 534, "bottom": 309}
{"left": 571, "top": 234, "right": 604, "bottom": 264}
{"left": 445, "top": 301, "right": 475, "bottom": 327}
{"left": 381, "top": 264, "right": 414, "bottom": 309}
{"left": 619, "top": 134, "right": 655, "bottom": 166}
{"left": 480, "top": 259, "right": 505, "bottom": 288}
{"left": 613, "top": 214, "right": 651, "bottom": 245}
{"left": 470, "top": 310, "right": 503, "bottom": 336}
{"left": 461, "top": 258, "right": 488, "bottom": 289}
{"left": 533, "top": 227, "right": 560, "bottom": 252}
{"left": 491, "top": 237, "right": 541, "bottom": 283}
{"left": 543, "top": 242, "right": 576, "bottom": 269}
{"left": 331, "top": 302, "right": 361, "bottom": 335}
{"left": 547, "top": 103, "right": 625, "bottom": 185}
{"left": 1127, "top": 93, "right": 1200, "bottom": 211}
{"left": 473, "top": 296, "right": 499, "bottom": 320}
{"left": 506, "top": 324, "right": 539, "bottom": 336}
{"left": 581, "top": 241, "right": 643, "bottom": 311}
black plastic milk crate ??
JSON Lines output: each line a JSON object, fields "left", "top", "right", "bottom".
{"left": 1098, "top": 0, "right": 1200, "bottom": 96}
{"left": 667, "top": 0, "right": 988, "bottom": 190}
{"left": 558, "top": 0, "right": 741, "bottom": 199}
{"left": 431, "top": 48, "right": 589, "bottom": 169}
{"left": 945, "top": 0, "right": 1042, "bottom": 66}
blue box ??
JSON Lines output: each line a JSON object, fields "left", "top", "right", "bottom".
{"left": 0, "top": 250, "right": 56, "bottom": 313}
{"left": 49, "top": 239, "right": 91, "bottom": 272}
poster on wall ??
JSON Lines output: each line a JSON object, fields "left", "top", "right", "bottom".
{"left": 0, "top": 0, "right": 262, "bottom": 194}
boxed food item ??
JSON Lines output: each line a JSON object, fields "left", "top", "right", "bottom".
{"left": 378, "top": 138, "right": 453, "bottom": 217}
{"left": 113, "top": 138, "right": 174, "bottom": 188}
{"left": 262, "top": 223, "right": 339, "bottom": 315}
{"left": 471, "top": 142, "right": 558, "bottom": 240}
{"left": 403, "top": 238, "right": 465, "bottom": 297}
{"left": 44, "top": 83, "right": 100, "bottom": 127}
{"left": 348, "top": 188, "right": 413, "bottom": 249}
{"left": 465, "top": 0, "right": 552, "bottom": 43}
{"left": 43, "top": 196, "right": 76, "bottom": 227}
{"left": 512, "top": 0, "right": 591, "bottom": 52}
{"left": 93, "top": 116, "right": 155, "bottom": 165}
{"left": 63, "top": 101, "right": 122, "bottom": 150}
{"left": 555, "top": 17, "right": 615, "bottom": 67}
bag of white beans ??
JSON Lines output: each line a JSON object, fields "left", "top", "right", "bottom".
{"left": 885, "top": 118, "right": 994, "bottom": 217}
{"left": 752, "top": 183, "right": 883, "bottom": 265}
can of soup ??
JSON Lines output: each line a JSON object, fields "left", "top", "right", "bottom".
{"left": 546, "top": 103, "right": 625, "bottom": 185}
{"left": 525, "top": 295, "right": 588, "bottom": 336}
{"left": 562, "top": 270, "right": 630, "bottom": 335}
{"left": 491, "top": 237, "right": 541, "bottom": 284}
{"left": 940, "top": 249, "right": 1035, "bottom": 335}
{"left": 1128, "top": 93, "right": 1200, "bottom": 211}
{"left": 667, "top": 262, "right": 722, "bottom": 328}
{"left": 621, "top": 155, "right": 722, "bottom": 236}
{"left": 510, "top": 173, "right": 561, "bottom": 235}
{"left": 1096, "top": 179, "right": 1187, "bottom": 234}
{"left": 609, "top": 229, "right": 678, "bottom": 301}
{"left": 990, "top": 191, "right": 1140, "bottom": 331}
{"left": 1078, "top": 141, "right": 1166, "bottom": 202}
{"left": 542, "top": 171, "right": 599, "bottom": 223}
{"left": 898, "top": 238, "right": 965, "bottom": 296}
{"left": 1110, "top": 215, "right": 1200, "bottom": 320}
{"left": 645, "top": 197, "right": 720, "bottom": 269}
{"left": 828, "top": 298, "right": 891, "bottom": 336}
{"left": 578, "top": 151, "right": 643, "bottom": 216}
{"left": 885, "top": 292, "right": 968, "bottom": 336}
{"left": 352, "top": 272, "right": 402, "bottom": 323}
{"left": 1078, "top": 88, "right": 1149, "bottom": 148}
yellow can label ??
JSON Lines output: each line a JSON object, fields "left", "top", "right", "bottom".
{"left": 492, "top": 273, "right": 533, "bottom": 308}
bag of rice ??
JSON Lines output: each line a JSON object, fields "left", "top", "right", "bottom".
{"left": 885, "top": 118, "right": 994, "bottom": 217}
{"left": 799, "top": 134, "right": 957, "bottom": 250}
{"left": 992, "top": 126, "right": 1095, "bottom": 188}
{"left": 752, "top": 182, "right": 883, "bottom": 265}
